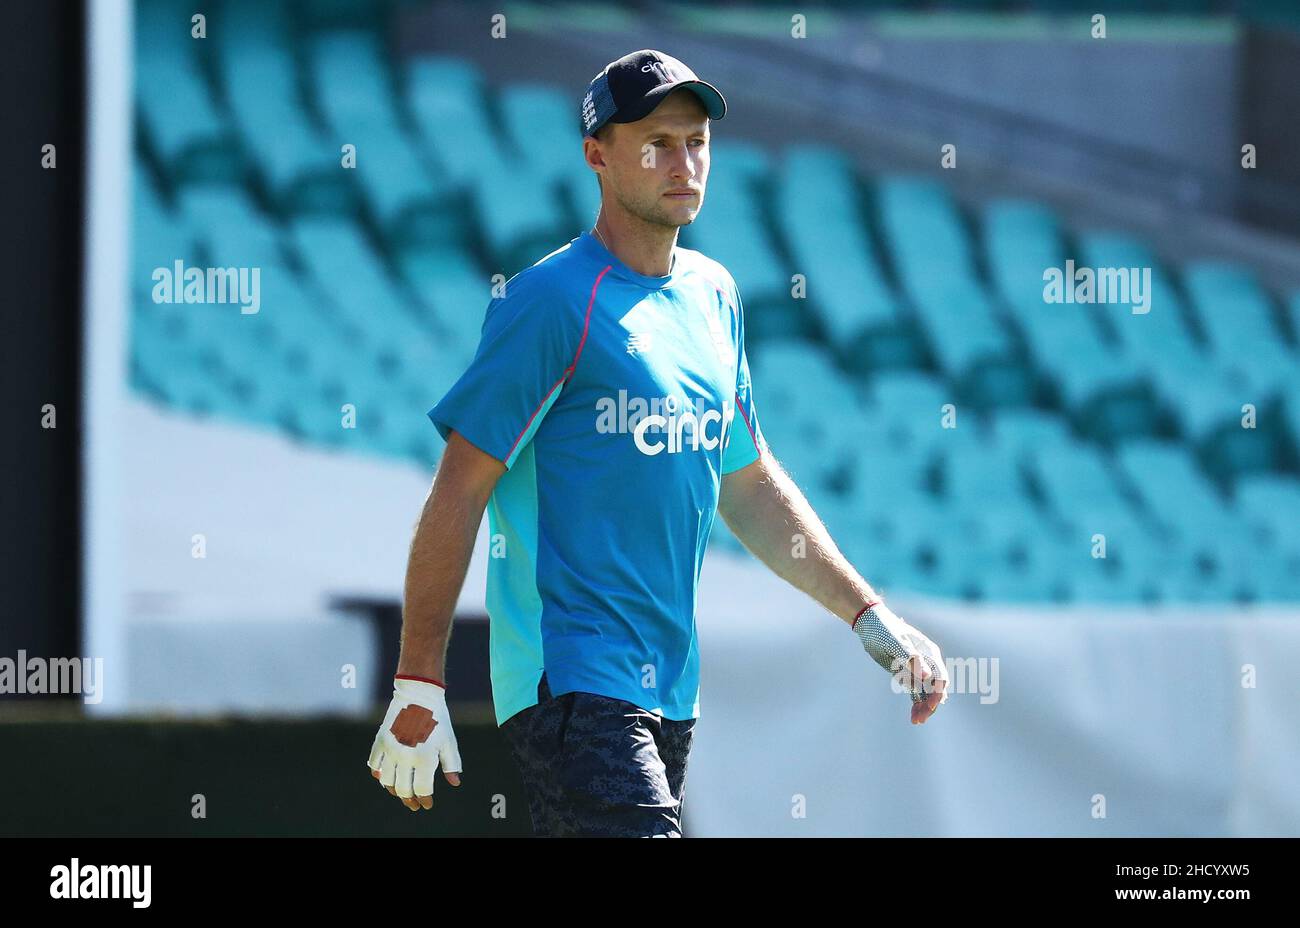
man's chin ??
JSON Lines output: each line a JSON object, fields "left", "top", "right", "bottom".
{"left": 634, "top": 202, "right": 701, "bottom": 230}
{"left": 660, "top": 206, "right": 700, "bottom": 228}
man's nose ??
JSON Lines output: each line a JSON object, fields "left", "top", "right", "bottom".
{"left": 664, "top": 144, "right": 697, "bottom": 177}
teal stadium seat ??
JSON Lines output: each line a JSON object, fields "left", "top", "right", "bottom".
{"left": 1235, "top": 475, "right": 1300, "bottom": 600}
{"left": 750, "top": 340, "right": 863, "bottom": 492}
{"left": 289, "top": 218, "right": 439, "bottom": 388}
{"left": 399, "top": 247, "right": 493, "bottom": 368}
{"left": 407, "top": 57, "right": 566, "bottom": 271}
{"left": 1026, "top": 440, "right": 1179, "bottom": 601}
{"left": 498, "top": 82, "right": 599, "bottom": 228}
{"left": 179, "top": 187, "right": 286, "bottom": 268}
{"left": 774, "top": 146, "right": 907, "bottom": 355}
{"left": 981, "top": 202, "right": 1155, "bottom": 435}
{"left": 407, "top": 55, "right": 507, "bottom": 190}
{"left": 135, "top": 0, "right": 242, "bottom": 184}
{"left": 683, "top": 142, "right": 790, "bottom": 323}
{"left": 864, "top": 369, "right": 957, "bottom": 458}
{"left": 1183, "top": 261, "right": 1295, "bottom": 402}
{"left": 878, "top": 180, "right": 1029, "bottom": 405}
{"left": 1076, "top": 233, "right": 1243, "bottom": 442}
{"left": 217, "top": 12, "right": 353, "bottom": 213}
{"left": 308, "top": 34, "right": 452, "bottom": 234}
{"left": 1114, "top": 439, "right": 1282, "bottom": 602}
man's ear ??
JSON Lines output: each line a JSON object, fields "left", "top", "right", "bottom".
{"left": 584, "top": 133, "right": 607, "bottom": 172}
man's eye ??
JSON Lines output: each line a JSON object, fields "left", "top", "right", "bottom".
{"left": 690, "top": 138, "right": 705, "bottom": 147}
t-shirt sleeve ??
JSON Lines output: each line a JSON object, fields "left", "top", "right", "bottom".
{"left": 428, "top": 275, "right": 579, "bottom": 470}
{"left": 722, "top": 282, "right": 767, "bottom": 475}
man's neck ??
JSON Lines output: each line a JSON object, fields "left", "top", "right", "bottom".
{"left": 593, "top": 214, "right": 678, "bottom": 278}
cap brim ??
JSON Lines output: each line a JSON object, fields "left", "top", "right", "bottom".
{"left": 613, "top": 79, "right": 727, "bottom": 125}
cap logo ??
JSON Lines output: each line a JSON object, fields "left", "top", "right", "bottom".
{"left": 640, "top": 60, "right": 675, "bottom": 83}
{"left": 581, "top": 90, "right": 596, "bottom": 131}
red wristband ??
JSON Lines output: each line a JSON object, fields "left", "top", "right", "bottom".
{"left": 853, "top": 601, "right": 881, "bottom": 624}
{"left": 395, "top": 673, "right": 445, "bottom": 689}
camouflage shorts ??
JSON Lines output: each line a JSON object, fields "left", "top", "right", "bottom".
{"left": 500, "top": 672, "right": 696, "bottom": 837}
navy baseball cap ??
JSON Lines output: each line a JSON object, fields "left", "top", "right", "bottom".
{"left": 581, "top": 49, "right": 726, "bottom": 138}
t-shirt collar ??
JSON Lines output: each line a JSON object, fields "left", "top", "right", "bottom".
{"left": 580, "top": 230, "right": 678, "bottom": 290}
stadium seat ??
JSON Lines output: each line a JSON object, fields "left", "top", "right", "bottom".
{"left": 878, "top": 178, "right": 1029, "bottom": 402}
{"left": 1183, "top": 261, "right": 1295, "bottom": 401}
{"left": 683, "top": 141, "right": 788, "bottom": 307}
{"left": 308, "top": 35, "right": 457, "bottom": 232}
{"left": 774, "top": 145, "right": 903, "bottom": 348}
{"left": 751, "top": 340, "right": 864, "bottom": 490}
{"left": 216, "top": 15, "right": 347, "bottom": 211}
{"left": 407, "top": 55, "right": 507, "bottom": 190}
{"left": 135, "top": 0, "right": 242, "bottom": 184}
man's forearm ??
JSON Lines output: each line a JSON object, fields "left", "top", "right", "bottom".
{"left": 720, "top": 456, "right": 879, "bottom": 626}
{"left": 396, "top": 473, "right": 489, "bottom": 682}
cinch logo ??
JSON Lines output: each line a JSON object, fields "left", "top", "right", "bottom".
{"left": 595, "top": 390, "right": 734, "bottom": 457}
{"left": 640, "top": 61, "right": 674, "bottom": 83}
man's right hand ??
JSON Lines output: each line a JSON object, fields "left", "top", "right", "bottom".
{"left": 852, "top": 602, "right": 949, "bottom": 725}
{"left": 367, "top": 676, "right": 463, "bottom": 811}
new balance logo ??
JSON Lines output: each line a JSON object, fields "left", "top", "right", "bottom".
{"left": 703, "top": 311, "right": 730, "bottom": 367}
{"left": 626, "top": 332, "right": 653, "bottom": 355}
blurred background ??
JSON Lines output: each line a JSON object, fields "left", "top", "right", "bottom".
{"left": 4, "top": 0, "right": 1300, "bottom": 836}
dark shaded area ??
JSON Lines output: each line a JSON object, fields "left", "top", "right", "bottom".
{"left": 0, "top": 1, "right": 86, "bottom": 690}
{"left": 334, "top": 596, "right": 494, "bottom": 704}
{"left": 1240, "top": 27, "right": 1300, "bottom": 237}
{"left": 0, "top": 715, "right": 531, "bottom": 836}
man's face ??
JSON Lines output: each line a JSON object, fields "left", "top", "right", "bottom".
{"left": 593, "top": 89, "right": 710, "bottom": 230}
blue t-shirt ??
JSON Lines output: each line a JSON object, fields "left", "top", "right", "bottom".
{"left": 429, "top": 230, "right": 766, "bottom": 725}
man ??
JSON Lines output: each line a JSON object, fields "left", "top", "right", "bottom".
{"left": 367, "top": 49, "right": 948, "bottom": 837}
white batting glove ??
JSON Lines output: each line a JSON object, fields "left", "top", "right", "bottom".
{"left": 367, "top": 676, "right": 463, "bottom": 801}
{"left": 853, "top": 601, "right": 949, "bottom": 705}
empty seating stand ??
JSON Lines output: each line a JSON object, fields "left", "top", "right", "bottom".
{"left": 127, "top": 8, "right": 1300, "bottom": 602}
